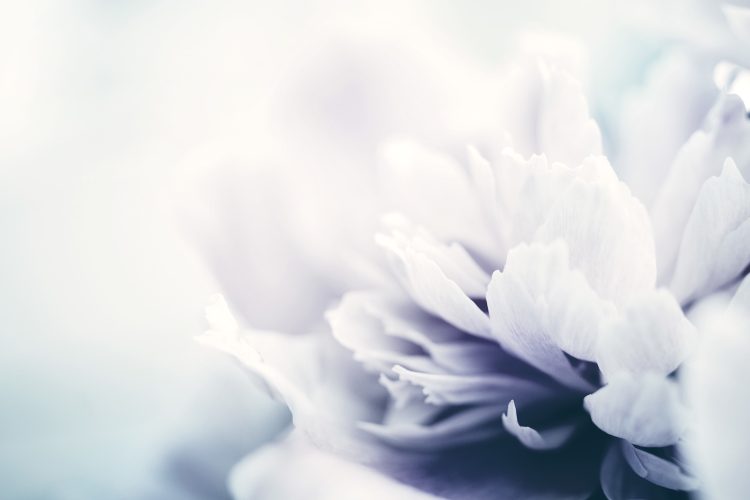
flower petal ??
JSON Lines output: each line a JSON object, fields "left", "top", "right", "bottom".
{"left": 497, "top": 59, "right": 602, "bottom": 166}
{"left": 502, "top": 400, "right": 578, "bottom": 451}
{"left": 393, "top": 365, "right": 556, "bottom": 407}
{"left": 487, "top": 241, "right": 604, "bottom": 391}
{"left": 620, "top": 442, "right": 699, "bottom": 491}
{"left": 596, "top": 289, "right": 696, "bottom": 380}
{"left": 599, "top": 442, "right": 691, "bottom": 500}
{"left": 377, "top": 231, "right": 492, "bottom": 339}
{"left": 229, "top": 433, "right": 440, "bottom": 500}
{"left": 683, "top": 289, "right": 750, "bottom": 499}
{"left": 200, "top": 295, "right": 386, "bottom": 449}
{"left": 724, "top": 4, "right": 750, "bottom": 42}
{"left": 669, "top": 159, "right": 750, "bottom": 303}
{"left": 651, "top": 94, "right": 750, "bottom": 288}
{"left": 584, "top": 373, "right": 687, "bottom": 447}
{"left": 378, "top": 140, "right": 496, "bottom": 259}
{"left": 359, "top": 404, "right": 505, "bottom": 450}
{"left": 534, "top": 161, "right": 657, "bottom": 305}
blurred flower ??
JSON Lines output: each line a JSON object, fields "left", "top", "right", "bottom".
{"left": 195, "top": 56, "right": 742, "bottom": 498}
{"left": 683, "top": 274, "right": 750, "bottom": 500}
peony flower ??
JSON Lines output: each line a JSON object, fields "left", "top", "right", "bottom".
{"left": 189, "top": 50, "right": 750, "bottom": 498}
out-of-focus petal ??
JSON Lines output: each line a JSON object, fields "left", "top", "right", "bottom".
{"left": 359, "top": 404, "right": 505, "bottom": 451}
{"left": 616, "top": 50, "right": 717, "bottom": 205}
{"left": 229, "top": 433, "right": 440, "bottom": 500}
{"left": 199, "top": 296, "right": 386, "bottom": 450}
{"left": 502, "top": 400, "right": 578, "bottom": 451}
{"left": 683, "top": 285, "right": 750, "bottom": 499}
{"left": 724, "top": 3, "right": 750, "bottom": 42}
{"left": 596, "top": 289, "right": 696, "bottom": 380}
{"left": 378, "top": 140, "right": 497, "bottom": 260}
{"left": 584, "top": 373, "right": 687, "bottom": 448}
{"left": 669, "top": 159, "right": 750, "bottom": 304}
{"left": 496, "top": 59, "right": 602, "bottom": 167}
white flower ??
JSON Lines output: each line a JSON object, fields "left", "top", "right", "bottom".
{"left": 189, "top": 51, "right": 750, "bottom": 498}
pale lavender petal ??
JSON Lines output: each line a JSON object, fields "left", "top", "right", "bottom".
{"left": 229, "top": 433, "right": 439, "bottom": 500}
{"left": 616, "top": 50, "right": 717, "bottom": 205}
{"left": 377, "top": 231, "right": 492, "bottom": 339}
{"left": 584, "top": 373, "right": 687, "bottom": 447}
{"left": 502, "top": 400, "right": 578, "bottom": 451}
{"left": 669, "top": 159, "right": 750, "bottom": 303}
{"left": 596, "top": 289, "right": 696, "bottom": 380}
{"left": 621, "top": 442, "right": 699, "bottom": 491}
{"left": 393, "top": 365, "right": 557, "bottom": 407}
{"left": 599, "top": 443, "right": 682, "bottom": 500}
{"left": 496, "top": 59, "right": 602, "bottom": 166}
{"left": 359, "top": 404, "right": 506, "bottom": 450}
{"left": 534, "top": 161, "right": 657, "bottom": 306}
{"left": 487, "top": 241, "right": 602, "bottom": 391}
{"left": 378, "top": 140, "right": 497, "bottom": 259}
{"left": 652, "top": 94, "right": 750, "bottom": 288}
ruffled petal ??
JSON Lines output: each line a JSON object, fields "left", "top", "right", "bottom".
{"left": 497, "top": 59, "right": 602, "bottom": 166}
{"left": 393, "top": 365, "right": 556, "bottom": 407}
{"left": 377, "top": 230, "right": 491, "bottom": 339}
{"left": 669, "top": 159, "right": 750, "bottom": 303}
{"left": 584, "top": 373, "right": 687, "bottom": 447}
{"left": 378, "top": 140, "right": 497, "bottom": 259}
{"left": 596, "top": 289, "right": 696, "bottom": 380}
{"left": 651, "top": 94, "right": 750, "bottom": 288}
{"left": 487, "top": 241, "right": 605, "bottom": 391}
{"left": 534, "top": 159, "right": 657, "bottom": 305}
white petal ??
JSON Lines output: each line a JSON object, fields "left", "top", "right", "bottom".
{"left": 502, "top": 400, "right": 577, "bottom": 451}
{"left": 497, "top": 60, "right": 602, "bottom": 166}
{"left": 596, "top": 289, "right": 696, "bottom": 380}
{"left": 380, "top": 215, "right": 491, "bottom": 297}
{"left": 615, "top": 50, "right": 717, "bottom": 205}
{"left": 378, "top": 140, "right": 496, "bottom": 258}
{"left": 652, "top": 94, "right": 750, "bottom": 287}
{"left": 682, "top": 295, "right": 750, "bottom": 500}
{"left": 200, "top": 296, "right": 386, "bottom": 448}
{"left": 670, "top": 159, "right": 750, "bottom": 303}
{"left": 724, "top": 4, "right": 750, "bottom": 42}
{"left": 584, "top": 373, "right": 687, "bottom": 447}
{"left": 487, "top": 241, "right": 600, "bottom": 391}
{"left": 534, "top": 163, "right": 657, "bottom": 305}
{"left": 377, "top": 231, "right": 491, "bottom": 339}
{"left": 620, "top": 442, "right": 699, "bottom": 491}
{"left": 331, "top": 290, "right": 502, "bottom": 375}
{"left": 229, "top": 433, "right": 439, "bottom": 500}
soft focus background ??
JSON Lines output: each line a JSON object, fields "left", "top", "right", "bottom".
{"left": 0, "top": 1, "right": 739, "bottom": 498}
